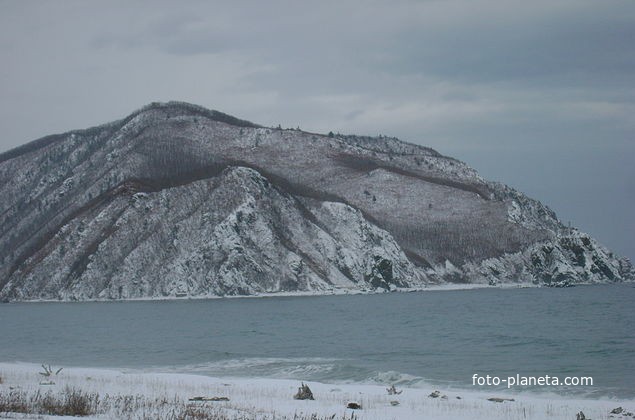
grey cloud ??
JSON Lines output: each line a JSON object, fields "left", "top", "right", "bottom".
{"left": 368, "top": 9, "right": 635, "bottom": 88}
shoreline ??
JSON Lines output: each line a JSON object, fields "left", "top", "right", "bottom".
{"left": 1, "top": 281, "right": 609, "bottom": 304}
{"left": 1, "top": 363, "right": 633, "bottom": 419}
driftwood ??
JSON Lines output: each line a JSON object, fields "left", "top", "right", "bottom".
{"left": 39, "top": 365, "right": 63, "bottom": 377}
{"left": 293, "top": 382, "right": 314, "bottom": 400}
{"left": 609, "top": 407, "right": 634, "bottom": 417}
{"left": 428, "top": 390, "right": 442, "bottom": 398}
{"left": 38, "top": 364, "right": 62, "bottom": 385}
{"left": 386, "top": 385, "right": 402, "bottom": 395}
{"left": 487, "top": 397, "right": 515, "bottom": 403}
{"left": 188, "top": 396, "right": 230, "bottom": 402}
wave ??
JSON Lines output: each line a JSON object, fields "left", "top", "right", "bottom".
{"left": 144, "top": 357, "right": 439, "bottom": 389}
{"left": 138, "top": 357, "right": 633, "bottom": 400}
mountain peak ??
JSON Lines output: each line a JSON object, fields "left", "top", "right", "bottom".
{"left": 129, "top": 101, "right": 261, "bottom": 129}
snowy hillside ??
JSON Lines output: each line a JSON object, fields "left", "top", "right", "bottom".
{"left": 0, "top": 102, "right": 632, "bottom": 300}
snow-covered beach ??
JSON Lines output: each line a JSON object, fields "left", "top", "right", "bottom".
{"left": 1, "top": 363, "right": 633, "bottom": 419}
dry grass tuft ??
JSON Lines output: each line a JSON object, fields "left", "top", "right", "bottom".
{"left": 0, "top": 386, "right": 360, "bottom": 419}
{"left": 0, "top": 387, "right": 98, "bottom": 416}
{"left": 0, "top": 390, "right": 29, "bottom": 414}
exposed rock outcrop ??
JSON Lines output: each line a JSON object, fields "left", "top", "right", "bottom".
{"left": 0, "top": 102, "right": 631, "bottom": 300}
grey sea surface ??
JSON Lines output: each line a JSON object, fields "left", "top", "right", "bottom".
{"left": 1, "top": 285, "right": 633, "bottom": 398}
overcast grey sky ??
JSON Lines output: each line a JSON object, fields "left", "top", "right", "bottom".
{"left": 1, "top": 0, "right": 634, "bottom": 261}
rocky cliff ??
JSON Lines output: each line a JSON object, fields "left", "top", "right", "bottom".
{"left": 0, "top": 102, "right": 632, "bottom": 300}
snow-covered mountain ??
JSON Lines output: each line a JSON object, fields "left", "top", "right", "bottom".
{"left": 1, "top": 102, "right": 632, "bottom": 300}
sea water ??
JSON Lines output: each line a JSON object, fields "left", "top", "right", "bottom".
{"left": 1, "top": 284, "right": 633, "bottom": 399}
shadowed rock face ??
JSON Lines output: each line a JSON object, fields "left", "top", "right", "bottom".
{"left": 0, "top": 102, "right": 632, "bottom": 300}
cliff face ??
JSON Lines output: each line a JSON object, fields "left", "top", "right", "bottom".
{"left": 0, "top": 102, "right": 632, "bottom": 300}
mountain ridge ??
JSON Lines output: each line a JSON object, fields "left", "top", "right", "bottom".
{"left": 0, "top": 101, "right": 632, "bottom": 301}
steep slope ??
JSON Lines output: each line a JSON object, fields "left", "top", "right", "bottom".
{"left": 0, "top": 102, "right": 632, "bottom": 300}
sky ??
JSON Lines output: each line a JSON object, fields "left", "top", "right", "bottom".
{"left": 1, "top": 0, "right": 634, "bottom": 261}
